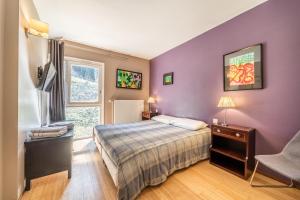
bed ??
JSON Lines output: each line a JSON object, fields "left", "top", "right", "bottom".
{"left": 93, "top": 119, "right": 211, "bottom": 200}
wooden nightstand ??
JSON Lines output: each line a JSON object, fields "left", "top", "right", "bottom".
{"left": 142, "top": 111, "right": 159, "bottom": 120}
{"left": 210, "top": 124, "right": 255, "bottom": 179}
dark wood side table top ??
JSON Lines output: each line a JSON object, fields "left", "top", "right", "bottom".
{"left": 210, "top": 124, "right": 255, "bottom": 179}
{"left": 24, "top": 130, "right": 74, "bottom": 191}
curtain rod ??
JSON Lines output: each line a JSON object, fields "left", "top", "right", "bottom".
{"left": 48, "top": 37, "right": 64, "bottom": 44}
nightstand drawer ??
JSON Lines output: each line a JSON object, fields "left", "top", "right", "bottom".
{"left": 142, "top": 111, "right": 159, "bottom": 120}
{"left": 212, "top": 127, "right": 246, "bottom": 141}
{"left": 142, "top": 112, "right": 150, "bottom": 118}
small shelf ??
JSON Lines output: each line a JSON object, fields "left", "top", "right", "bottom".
{"left": 209, "top": 124, "right": 255, "bottom": 179}
{"left": 210, "top": 162, "right": 245, "bottom": 178}
{"left": 210, "top": 151, "right": 245, "bottom": 178}
{"left": 210, "top": 147, "right": 246, "bottom": 162}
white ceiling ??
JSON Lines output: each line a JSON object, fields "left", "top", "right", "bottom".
{"left": 33, "top": 0, "right": 267, "bottom": 59}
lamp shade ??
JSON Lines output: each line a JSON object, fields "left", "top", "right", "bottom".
{"left": 147, "top": 97, "right": 155, "bottom": 104}
{"left": 217, "top": 96, "right": 236, "bottom": 108}
{"left": 28, "top": 18, "right": 49, "bottom": 38}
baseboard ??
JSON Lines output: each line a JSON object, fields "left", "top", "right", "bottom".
{"left": 18, "top": 179, "right": 26, "bottom": 200}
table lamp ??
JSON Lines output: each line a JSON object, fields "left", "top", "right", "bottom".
{"left": 147, "top": 97, "right": 155, "bottom": 112}
{"left": 217, "top": 96, "right": 236, "bottom": 126}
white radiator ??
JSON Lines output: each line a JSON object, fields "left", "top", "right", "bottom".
{"left": 113, "top": 100, "right": 144, "bottom": 124}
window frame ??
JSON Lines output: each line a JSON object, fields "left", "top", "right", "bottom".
{"left": 64, "top": 57, "right": 105, "bottom": 125}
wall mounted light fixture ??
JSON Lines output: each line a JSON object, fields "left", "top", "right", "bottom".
{"left": 25, "top": 18, "right": 49, "bottom": 38}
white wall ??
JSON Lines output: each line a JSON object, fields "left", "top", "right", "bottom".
{"left": 0, "top": 0, "right": 5, "bottom": 199}
{"left": 18, "top": 0, "right": 48, "bottom": 197}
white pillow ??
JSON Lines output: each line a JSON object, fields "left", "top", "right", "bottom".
{"left": 152, "top": 115, "right": 177, "bottom": 124}
{"left": 171, "top": 118, "right": 208, "bottom": 130}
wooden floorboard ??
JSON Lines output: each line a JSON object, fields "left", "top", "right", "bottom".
{"left": 21, "top": 138, "right": 300, "bottom": 200}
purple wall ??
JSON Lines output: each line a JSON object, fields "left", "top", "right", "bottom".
{"left": 150, "top": 0, "right": 300, "bottom": 156}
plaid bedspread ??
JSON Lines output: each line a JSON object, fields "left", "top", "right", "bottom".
{"left": 95, "top": 120, "right": 211, "bottom": 200}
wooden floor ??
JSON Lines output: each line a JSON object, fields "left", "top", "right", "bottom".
{"left": 22, "top": 138, "right": 300, "bottom": 200}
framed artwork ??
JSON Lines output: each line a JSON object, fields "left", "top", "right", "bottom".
{"left": 163, "top": 72, "right": 174, "bottom": 85}
{"left": 223, "top": 44, "right": 263, "bottom": 91}
{"left": 116, "top": 69, "right": 142, "bottom": 89}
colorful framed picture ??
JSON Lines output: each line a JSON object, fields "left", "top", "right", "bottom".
{"left": 116, "top": 69, "right": 142, "bottom": 89}
{"left": 163, "top": 72, "right": 174, "bottom": 85}
{"left": 224, "top": 44, "right": 263, "bottom": 91}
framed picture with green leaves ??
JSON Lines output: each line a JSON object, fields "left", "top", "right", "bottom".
{"left": 116, "top": 69, "right": 142, "bottom": 89}
{"left": 163, "top": 72, "right": 174, "bottom": 85}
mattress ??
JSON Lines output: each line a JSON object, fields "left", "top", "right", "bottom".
{"left": 94, "top": 135, "right": 118, "bottom": 186}
{"left": 94, "top": 120, "right": 211, "bottom": 200}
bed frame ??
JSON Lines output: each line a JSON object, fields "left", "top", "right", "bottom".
{"left": 93, "top": 130, "right": 119, "bottom": 186}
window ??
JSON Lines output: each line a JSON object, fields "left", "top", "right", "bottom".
{"left": 70, "top": 65, "right": 100, "bottom": 103}
{"left": 65, "top": 106, "right": 100, "bottom": 138}
{"left": 65, "top": 58, "right": 104, "bottom": 139}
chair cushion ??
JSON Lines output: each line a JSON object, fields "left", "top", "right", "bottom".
{"left": 282, "top": 130, "right": 300, "bottom": 160}
{"left": 255, "top": 154, "right": 300, "bottom": 181}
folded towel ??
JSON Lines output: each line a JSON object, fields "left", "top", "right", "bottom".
{"left": 30, "top": 128, "right": 67, "bottom": 139}
{"left": 48, "top": 121, "right": 74, "bottom": 130}
{"left": 31, "top": 126, "right": 68, "bottom": 133}
{"left": 30, "top": 132, "right": 65, "bottom": 139}
{"left": 31, "top": 131, "right": 64, "bottom": 137}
